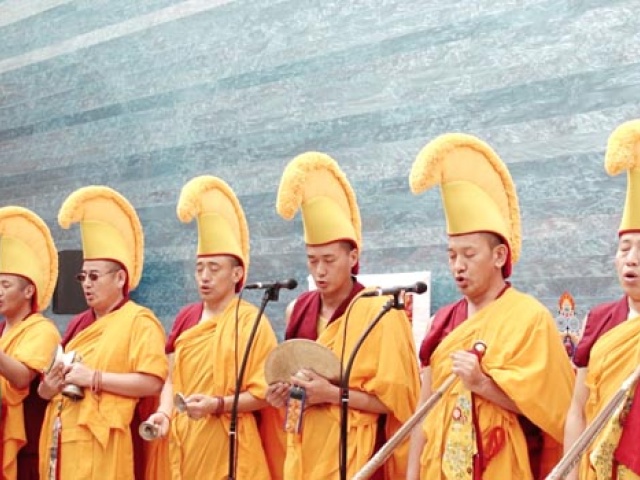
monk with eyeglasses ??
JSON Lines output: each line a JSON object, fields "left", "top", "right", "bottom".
{"left": 38, "top": 186, "right": 168, "bottom": 480}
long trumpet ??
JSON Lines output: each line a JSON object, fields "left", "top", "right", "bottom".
{"left": 545, "top": 364, "right": 640, "bottom": 480}
{"left": 353, "top": 341, "right": 487, "bottom": 480}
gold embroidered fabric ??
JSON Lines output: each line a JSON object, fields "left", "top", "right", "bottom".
{"left": 442, "top": 390, "right": 477, "bottom": 480}
{"left": 590, "top": 392, "right": 634, "bottom": 479}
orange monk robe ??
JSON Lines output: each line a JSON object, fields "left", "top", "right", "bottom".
{"left": 0, "top": 313, "right": 60, "bottom": 480}
{"left": 580, "top": 315, "right": 640, "bottom": 480}
{"left": 133, "top": 395, "right": 170, "bottom": 480}
{"left": 259, "top": 405, "right": 286, "bottom": 480}
{"left": 169, "top": 298, "right": 277, "bottom": 479}
{"left": 38, "top": 301, "right": 168, "bottom": 480}
{"left": 284, "top": 296, "right": 420, "bottom": 480}
{"left": 420, "top": 288, "right": 575, "bottom": 479}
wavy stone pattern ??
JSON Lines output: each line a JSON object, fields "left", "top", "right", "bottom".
{"left": 0, "top": 0, "right": 638, "bottom": 336}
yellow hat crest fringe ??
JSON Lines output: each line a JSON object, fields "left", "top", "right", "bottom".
{"left": 177, "top": 175, "right": 250, "bottom": 280}
{"left": 605, "top": 119, "right": 640, "bottom": 233}
{"left": 276, "top": 151, "right": 362, "bottom": 250}
{"left": 409, "top": 133, "right": 521, "bottom": 264}
{"left": 605, "top": 120, "right": 640, "bottom": 175}
{"left": 0, "top": 206, "right": 58, "bottom": 310}
{"left": 58, "top": 186, "right": 144, "bottom": 290}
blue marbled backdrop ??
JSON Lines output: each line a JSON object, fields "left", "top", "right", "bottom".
{"left": 1, "top": 0, "right": 639, "bottom": 335}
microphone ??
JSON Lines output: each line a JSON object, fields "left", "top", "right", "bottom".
{"left": 244, "top": 278, "right": 298, "bottom": 290}
{"left": 361, "top": 281, "right": 428, "bottom": 297}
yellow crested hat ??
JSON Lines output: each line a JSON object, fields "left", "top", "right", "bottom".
{"left": 58, "top": 186, "right": 144, "bottom": 291}
{"left": 276, "top": 152, "right": 361, "bottom": 272}
{"left": 0, "top": 207, "right": 58, "bottom": 311}
{"left": 177, "top": 175, "right": 250, "bottom": 289}
{"left": 605, "top": 120, "right": 640, "bottom": 234}
{"left": 410, "top": 133, "right": 521, "bottom": 277}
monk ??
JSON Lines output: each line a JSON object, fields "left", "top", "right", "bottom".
{"left": 267, "top": 152, "right": 420, "bottom": 479}
{"left": 144, "top": 175, "right": 277, "bottom": 479}
{"left": 37, "top": 186, "right": 168, "bottom": 480}
{"left": 564, "top": 120, "right": 640, "bottom": 480}
{"left": 0, "top": 206, "right": 61, "bottom": 479}
{"left": 406, "top": 134, "right": 574, "bottom": 480}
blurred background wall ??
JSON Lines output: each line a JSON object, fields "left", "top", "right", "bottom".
{"left": 1, "top": 0, "right": 638, "bottom": 335}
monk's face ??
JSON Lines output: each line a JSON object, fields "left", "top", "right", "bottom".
{"left": 306, "top": 242, "right": 357, "bottom": 296}
{"left": 615, "top": 232, "right": 640, "bottom": 300}
{"left": 78, "top": 260, "right": 125, "bottom": 313}
{"left": 195, "top": 255, "right": 243, "bottom": 304}
{"left": 0, "top": 274, "right": 34, "bottom": 320}
{"left": 447, "top": 233, "right": 507, "bottom": 302}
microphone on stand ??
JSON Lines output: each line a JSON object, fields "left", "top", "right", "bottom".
{"left": 228, "top": 277, "right": 297, "bottom": 480}
{"left": 360, "top": 281, "right": 428, "bottom": 297}
{"left": 338, "top": 280, "right": 428, "bottom": 480}
{"left": 244, "top": 278, "right": 298, "bottom": 290}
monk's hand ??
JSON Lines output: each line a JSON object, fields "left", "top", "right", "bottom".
{"left": 39, "top": 361, "right": 65, "bottom": 399}
{"left": 290, "top": 369, "right": 338, "bottom": 406}
{"left": 266, "top": 382, "right": 290, "bottom": 408}
{"left": 450, "top": 350, "right": 487, "bottom": 393}
{"left": 64, "top": 362, "right": 93, "bottom": 388}
{"left": 184, "top": 393, "right": 216, "bottom": 420}
{"left": 146, "top": 412, "right": 171, "bottom": 437}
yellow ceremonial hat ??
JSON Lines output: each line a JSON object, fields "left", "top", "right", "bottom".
{"left": 58, "top": 186, "right": 144, "bottom": 291}
{"left": 0, "top": 207, "right": 58, "bottom": 311}
{"left": 409, "top": 133, "right": 521, "bottom": 277}
{"left": 605, "top": 119, "right": 640, "bottom": 235}
{"left": 276, "top": 152, "right": 361, "bottom": 273}
{"left": 177, "top": 176, "right": 250, "bottom": 290}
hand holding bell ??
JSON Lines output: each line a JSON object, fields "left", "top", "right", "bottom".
{"left": 182, "top": 393, "right": 216, "bottom": 420}
{"left": 40, "top": 361, "right": 66, "bottom": 400}
{"left": 64, "top": 362, "right": 93, "bottom": 388}
{"left": 139, "top": 421, "right": 161, "bottom": 441}
{"left": 139, "top": 413, "right": 169, "bottom": 441}
{"left": 46, "top": 345, "right": 84, "bottom": 400}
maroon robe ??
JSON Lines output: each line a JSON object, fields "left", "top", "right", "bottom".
{"left": 165, "top": 303, "right": 203, "bottom": 354}
{"left": 285, "top": 280, "right": 365, "bottom": 341}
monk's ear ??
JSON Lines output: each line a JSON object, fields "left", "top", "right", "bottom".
{"left": 232, "top": 265, "right": 244, "bottom": 285}
{"left": 493, "top": 243, "right": 508, "bottom": 269}
{"left": 23, "top": 283, "right": 35, "bottom": 301}
{"left": 348, "top": 248, "right": 359, "bottom": 269}
{"left": 116, "top": 269, "right": 127, "bottom": 290}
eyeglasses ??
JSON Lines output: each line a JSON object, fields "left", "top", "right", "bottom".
{"left": 75, "top": 269, "right": 120, "bottom": 283}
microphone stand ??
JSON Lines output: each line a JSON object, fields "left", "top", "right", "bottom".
{"left": 339, "top": 294, "right": 403, "bottom": 480}
{"left": 227, "top": 286, "right": 280, "bottom": 480}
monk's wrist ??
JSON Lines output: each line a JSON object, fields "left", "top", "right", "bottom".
{"left": 209, "top": 395, "right": 225, "bottom": 415}
{"left": 37, "top": 380, "right": 55, "bottom": 400}
{"left": 327, "top": 385, "right": 340, "bottom": 405}
{"left": 156, "top": 410, "right": 171, "bottom": 422}
{"left": 471, "top": 373, "right": 491, "bottom": 395}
